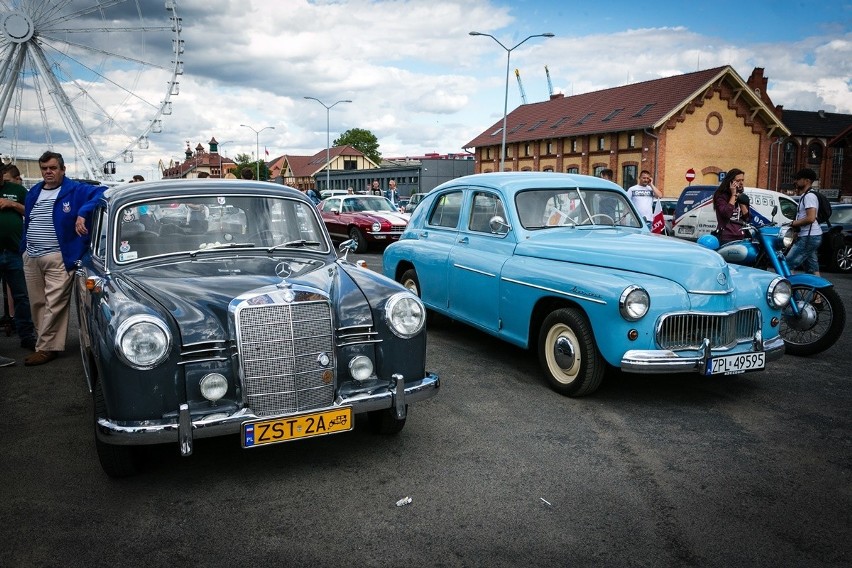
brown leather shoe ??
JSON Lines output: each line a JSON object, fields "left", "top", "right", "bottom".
{"left": 24, "top": 350, "right": 57, "bottom": 366}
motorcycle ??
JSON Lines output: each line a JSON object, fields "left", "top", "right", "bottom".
{"left": 697, "top": 211, "right": 845, "bottom": 356}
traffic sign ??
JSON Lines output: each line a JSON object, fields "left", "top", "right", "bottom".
{"left": 685, "top": 168, "right": 696, "bottom": 183}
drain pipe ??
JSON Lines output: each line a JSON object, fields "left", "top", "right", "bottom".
{"left": 644, "top": 128, "right": 660, "bottom": 184}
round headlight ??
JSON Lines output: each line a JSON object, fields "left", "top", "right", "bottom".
{"left": 768, "top": 276, "right": 791, "bottom": 309}
{"left": 780, "top": 226, "right": 796, "bottom": 249}
{"left": 385, "top": 292, "right": 425, "bottom": 338}
{"left": 371, "top": 222, "right": 381, "bottom": 233}
{"left": 619, "top": 285, "right": 650, "bottom": 321}
{"left": 115, "top": 315, "right": 171, "bottom": 369}
{"left": 348, "top": 355, "right": 374, "bottom": 382}
{"left": 200, "top": 373, "right": 228, "bottom": 402}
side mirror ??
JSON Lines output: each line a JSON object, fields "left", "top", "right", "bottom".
{"left": 338, "top": 239, "right": 357, "bottom": 260}
{"left": 489, "top": 215, "right": 510, "bottom": 235}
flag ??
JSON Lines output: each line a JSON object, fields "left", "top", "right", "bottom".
{"left": 264, "top": 147, "right": 269, "bottom": 157}
{"left": 651, "top": 199, "right": 665, "bottom": 234}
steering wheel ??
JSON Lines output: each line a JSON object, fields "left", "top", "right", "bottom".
{"left": 588, "top": 214, "right": 616, "bottom": 226}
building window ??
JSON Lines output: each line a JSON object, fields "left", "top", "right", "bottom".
{"left": 524, "top": 143, "right": 530, "bottom": 157}
{"left": 570, "top": 139, "right": 578, "bottom": 153}
{"left": 546, "top": 141, "right": 553, "bottom": 155}
{"left": 593, "top": 165, "right": 605, "bottom": 177}
{"left": 486, "top": 148, "right": 492, "bottom": 160}
{"left": 830, "top": 147, "right": 843, "bottom": 188}
{"left": 566, "top": 166, "right": 579, "bottom": 174}
{"left": 622, "top": 165, "right": 637, "bottom": 189}
{"left": 781, "top": 141, "right": 798, "bottom": 188}
{"left": 597, "top": 136, "right": 605, "bottom": 151}
{"left": 627, "top": 133, "right": 636, "bottom": 148}
{"left": 543, "top": 166, "right": 554, "bottom": 172}
{"left": 807, "top": 142, "right": 823, "bottom": 165}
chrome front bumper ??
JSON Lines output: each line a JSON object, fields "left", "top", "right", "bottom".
{"left": 620, "top": 335, "right": 785, "bottom": 374}
{"left": 96, "top": 372, "right": 440, "bottom": 455}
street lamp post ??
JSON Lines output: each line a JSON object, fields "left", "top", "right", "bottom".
{"left": 304, "top": 96, "right": 352, "bottom": 191}
{"left": 240, "top": 124, "right": 274, "bottom": 180}
{"left": 469, "top": 31, "right": 554, "bottom": 171}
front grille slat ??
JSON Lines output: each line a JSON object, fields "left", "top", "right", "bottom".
{"left": 237, "top": 300, "right": 335, "bottom": 417}
{"left": 657, "top": 308, "right": 761, "bottom": 350}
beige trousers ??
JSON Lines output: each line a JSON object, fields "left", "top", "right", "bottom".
{"left": 23, "top": 252, "right": 73, "bottom": 353}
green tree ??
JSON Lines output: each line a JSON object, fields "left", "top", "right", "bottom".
{"left": 232, "top": 152, "right": 270, "bottom": 180}
{"left": 333, "top": 128, "right": 381, "bottom": 164}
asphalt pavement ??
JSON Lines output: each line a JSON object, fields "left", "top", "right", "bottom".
{"left": 1, "top": 257, "right": 850, "bottom": 567}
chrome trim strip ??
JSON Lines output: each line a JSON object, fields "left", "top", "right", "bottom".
{"left": 501, "top": 277, "right": 608, "bottom": 305}
{"left": 620, "top": 335, "right": 784, "bottom": 374}
{"left": 686, "top": 288, "right": 733, "bottom": 295}
{"left": 453, "top": 264, "right": 496, "bottom": 277}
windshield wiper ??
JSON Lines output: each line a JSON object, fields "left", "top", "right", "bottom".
{"left": 188, "top": 242, "right": 257, "bottom": 257}
{"left": 267, "top": 240, "right": 322, "bottom": 252}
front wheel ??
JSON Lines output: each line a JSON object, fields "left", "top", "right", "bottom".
{"left": 780, "top": 285, "right": 846, "bottom": 356}
{"left": 399, "top": 269, "right": 420, "bottom": 297}
{"left": 348, "top": 227, "right": 368, "bottom": 253}
{"left": 94, "top": 382, "right": 142, "bottom": 478}
{"left": 538, "top": 308, "right": 605, "bottom": 396}
{"left": 830, "top": 241, "right": 852, "bottom": 273}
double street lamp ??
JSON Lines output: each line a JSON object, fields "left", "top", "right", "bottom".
{"left": 304, "top": 96, "right": 352, "bottom": 191}
{"left": 240, "top": 124, "right": 274, "bottom": 180}
{"left": 469, "top": 31, "right": 554, "bottom": 171}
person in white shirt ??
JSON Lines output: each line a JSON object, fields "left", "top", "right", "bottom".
{"left": 625, "top": 170, "right": 663, "bottom": 223}
{"left": 786, "top": 168, "right": 823, "bottom": 275}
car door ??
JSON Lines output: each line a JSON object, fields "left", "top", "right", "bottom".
{"left": 448, "top": 190, "right": 514, "bottom": 332}
{"left": 413, "top": 189, "right": 464, "bottom": 311}
{"left": 75, "top": 206, "right": 107, "bottom": 391}
{"left": 320, "top": 198, "right": 345, "bottom": 239}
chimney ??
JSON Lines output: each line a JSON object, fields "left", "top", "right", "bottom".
{"left": 549, "top": 93, "right": 564, "bottom": 100}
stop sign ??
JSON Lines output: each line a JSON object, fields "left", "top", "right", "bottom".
{"left": 685, "top": 168, "right": 696, "bottom": 182}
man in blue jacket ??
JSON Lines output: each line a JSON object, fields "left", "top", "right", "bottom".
{"left": 21, "top": 151, "right": 105, "bottom": 366}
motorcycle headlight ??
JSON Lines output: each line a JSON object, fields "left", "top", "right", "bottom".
{"left": 384, "top": 292, "right": 425, "bottom": 338}
{"left": 115, "top": 315, "right": 171, "bottom": 369}
{"left": 780, "top": 226, "right": 796, "bottom": 249}
{"left": 371, "top": 222, "right": 381, "bottom": 233}
{"left": 619, "top": 285, "right": 650, "bottom": 321}
{"left": 767, "top": 277, "right": 791, "bottom": 309}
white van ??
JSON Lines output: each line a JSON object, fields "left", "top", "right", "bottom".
{"left": 671, "top": 186, "right": 799, "bottom": 241}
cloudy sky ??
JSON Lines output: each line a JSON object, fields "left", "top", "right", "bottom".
{"left": 2, "top": 0, "right": 850, "bottom": 181}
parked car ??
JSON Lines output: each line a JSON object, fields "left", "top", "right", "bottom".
{"left": 77, "top": 180, "right": 439, "bottom": 477}
{"left": 819, "top": 203, "right": 852, "bottom": 272}
{"left": 319, "top": 194, "right": 410, "bottom": 252}
{"left": 404, "top": 192, "right": 427, "bottom": 213}
{"left": 383, "top": 172, "right": 789, "bottom": 397}
{"left": 320, "top": 189, "right": 350, "bottom": 200}
{"left": 671, "top": 186, "right": 798, "bottom": 240}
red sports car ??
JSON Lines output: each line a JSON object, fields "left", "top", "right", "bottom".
{"left": 320, "top": 195, "right": 410, "bottom": 252}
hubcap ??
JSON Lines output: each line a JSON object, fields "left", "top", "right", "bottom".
{"left": 553, "top": 336, "right": 576, "bottom": 370}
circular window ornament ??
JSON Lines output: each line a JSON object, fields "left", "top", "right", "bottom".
{"left": 706, "top": 112, "right": 723, "bottom": 135}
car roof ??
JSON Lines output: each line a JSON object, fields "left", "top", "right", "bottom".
{"left": 104, "top": 179, "right": 306, "bottom": 206}
{"left": 432, "top": 172, "right": 620, "bottom": 195}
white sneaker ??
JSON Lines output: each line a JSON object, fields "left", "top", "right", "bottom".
{"left": 0, "top": 355, "right": 16, "bottom": 367}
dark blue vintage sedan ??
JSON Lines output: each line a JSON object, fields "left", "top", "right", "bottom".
{"left": 383, "top": 172, "right": 790, "bottom": 397}
{"left": 76, "top": 180, "right": 439, "bottom": 477}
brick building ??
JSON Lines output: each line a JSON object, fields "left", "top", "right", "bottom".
{"left": 463, "top": 65, "right": 790, "bottom": 197}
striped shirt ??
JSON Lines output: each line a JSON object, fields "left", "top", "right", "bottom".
{"left": 26, "top": 188, "right": 61, "bottom": 257}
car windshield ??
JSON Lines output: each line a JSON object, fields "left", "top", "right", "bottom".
{"left": 340, "top": 196, "right": 398, "bottom": 213}
{"left": 516, "top": 188, "right": 643, "bottom": 229}
{"left": 114, "top": 194, "right": 328, "bottom": 263}
{"left": 829, "top": 206, "right": 852, "bottom": 225}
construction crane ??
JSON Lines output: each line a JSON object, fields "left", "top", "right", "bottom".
{"left": 545, "top": 65, "right": 554, "bottom": 96}
{"left": 514, "top": 68, "right": 528, "bottom": 105}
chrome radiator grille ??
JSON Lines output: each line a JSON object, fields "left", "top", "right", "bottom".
{"left": 237, "top": 301, "right": 334, "bottom": 417}
{"left": 657, "top": 308, "right": 761, "bottom": 350}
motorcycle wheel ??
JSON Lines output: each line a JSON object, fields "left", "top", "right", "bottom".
{"left": 780, "top": 285, "right": 846, "bottom": 356}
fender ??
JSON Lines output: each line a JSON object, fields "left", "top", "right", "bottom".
{"left": 786, "top": 272, "right": 834, "bottom": 289}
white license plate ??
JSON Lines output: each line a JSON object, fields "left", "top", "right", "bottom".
{"left": 678, "top": 226, "right": 694, "bottom": 235}
{"left": 705, "top": 352, "right": 765, "bottom": 375}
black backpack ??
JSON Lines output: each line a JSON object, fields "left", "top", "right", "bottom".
{"left": 806, "top": 189, "right": 832, "bottom": 226}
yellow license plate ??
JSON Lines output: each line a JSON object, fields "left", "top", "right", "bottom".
{"left": 242, "top": 407, "right": 353, "bottom": 448}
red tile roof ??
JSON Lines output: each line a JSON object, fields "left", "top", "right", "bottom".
{"left": 282, "top": 145, "right": 368, "bottom": 178}
{"left": 464, "top": 65, "right": 737, "bottom": 148}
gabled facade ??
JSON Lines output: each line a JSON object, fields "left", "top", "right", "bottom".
{"left": 161, "top": 137, "right": 237, "bottom": 179}
{"left": 776, "top": 110, "right": 852, "bottom": 196}
{"left": 271, "top": 145, "right": 379, "bottom": 190}
{"left": 463, "top": 66, "right": 790, "bottom": 197}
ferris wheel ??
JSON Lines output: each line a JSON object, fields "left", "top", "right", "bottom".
{"left": 0, "top": 0, "right": 183, "bottom": 181}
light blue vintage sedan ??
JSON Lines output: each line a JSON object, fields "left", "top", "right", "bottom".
{"left": 383, "top": 172, "right": 791, "bottom": 396}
